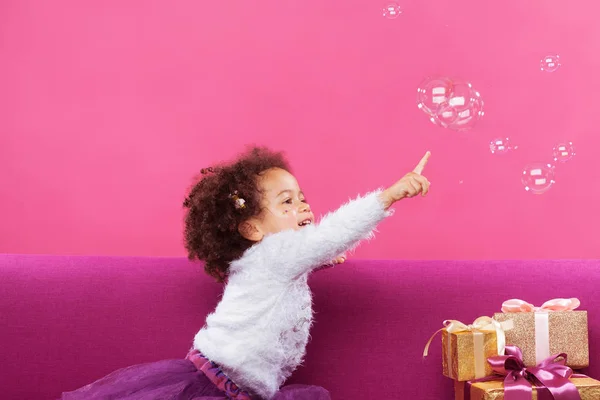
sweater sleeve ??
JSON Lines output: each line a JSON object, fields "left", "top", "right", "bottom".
{"left": 255, "top": 189, "right": 393, "bottom": 279}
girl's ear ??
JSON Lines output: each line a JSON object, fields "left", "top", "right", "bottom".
{"left": 238, "top": 220, "right": 263, "bottom": 242}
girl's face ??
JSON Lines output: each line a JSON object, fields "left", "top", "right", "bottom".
{"left": 242, "top": 167, "right": 314, "bottom": 241}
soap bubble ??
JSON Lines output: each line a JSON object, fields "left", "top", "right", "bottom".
{"left": 417, "top": 77, "right": 484, "bottom": 131}
{"left": 522, "top": 163, "right": 556, "bottom": 194}
{"left": 489, "top": 137, "right": 518, "bottom": 155}
{"left": 435, "top": 82, "right": 484, "bottom": 131}
{"left": 417, "top": 76, "right": 453, "bottom": 116}
{"left": 382, "top": 3, "right": 402, "bottom": 19}
{"left": 552, "top": 141, "right": 575, "bottom": 163}
{"left": 432, "top": 106, "right": 458, "bottom": 127}
{"left": 446, "top": 96, "right": 484, "bottom": 131}
{"left": 540, "top": 55, "right": 561, "bottom": 72}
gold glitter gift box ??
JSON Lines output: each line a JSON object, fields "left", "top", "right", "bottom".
{"left": 442, "top": 328, "right": 497, "bottom": 381}
{"left": 424, "top": 317, "right": 514, "bottom": 382}
{"left": 493, "top": 298, "right": 589, "bottom": 368}
{"left": 454, "top": 377, "right": 600, "bottom": 400}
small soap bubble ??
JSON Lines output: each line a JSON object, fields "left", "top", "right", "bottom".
{"left": 522, "top": 163, "right": 556, "bottom": 194}
{"left": 417, "top": 76, "right": 453, "bottom": 116}
{"left": 382, "top": 3, "right": 402, "bottom": 19}
{"left": 552, "top": 141, "right": 575, "bottom": 163}
{"left": 540, "top": 55, "right": 561, "bottom": 72}
{"left": 489, "top": 137, "right": 518, "bottom": 154}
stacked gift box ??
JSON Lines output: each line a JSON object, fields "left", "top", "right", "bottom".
{"left": 424, "top": 298, "right": 600, "bottom": 399}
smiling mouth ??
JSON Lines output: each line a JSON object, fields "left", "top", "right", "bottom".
{"left": 298, "top": 219, "right": 312, "bottom": 227}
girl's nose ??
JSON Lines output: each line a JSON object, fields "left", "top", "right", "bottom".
{"left": 300, "top": 202, "right": 311, "bottom": 213}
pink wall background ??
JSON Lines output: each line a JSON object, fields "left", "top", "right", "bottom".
{"left": 1, "top": 0, "right": 599, "bottom": 259}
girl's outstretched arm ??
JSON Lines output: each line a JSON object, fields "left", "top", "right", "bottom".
{"left": 251, "top": 152, "right": 431, "bottom": 280}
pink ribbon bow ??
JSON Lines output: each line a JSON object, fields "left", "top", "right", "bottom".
{"left": 465, "top": 345, "right": 581, "bottom": 400}
{"left": 501, "top": 298, "right": 580, "bottom": 313}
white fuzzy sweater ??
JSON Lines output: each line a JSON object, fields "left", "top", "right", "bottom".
{"left": 193, "top": 190, "right": 392, "bottom": 399}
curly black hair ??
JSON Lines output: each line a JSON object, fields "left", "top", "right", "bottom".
{"left": 183, "top": 146, "right": 291, "bottom": 282}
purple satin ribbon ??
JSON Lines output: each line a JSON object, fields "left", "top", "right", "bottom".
{"left": 463, "top": 345, "right": 582, "bottom": 400}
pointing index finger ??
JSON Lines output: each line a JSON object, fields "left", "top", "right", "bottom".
{"left": 413, "top": 151, "right": 431, "bottom": 175}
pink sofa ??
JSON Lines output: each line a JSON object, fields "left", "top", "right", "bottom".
{"left": 1, "top": 254, "right": 598, "bottom": 399}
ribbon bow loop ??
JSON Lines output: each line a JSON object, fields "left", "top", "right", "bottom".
{"left": 487, "top": 346, "right": 527, "bottom": 377}
{"left": 540, "top": 298, "right": 580, "bottom": 311}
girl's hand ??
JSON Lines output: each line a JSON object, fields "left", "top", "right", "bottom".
{"left": 314, "top": 254, "right": 347, "bottom": 271}
{"left": 331, "top": 254, "right": 346, "bottom": 264}
{"left": 380, "top": 151, "right": 431, "bottom": 209}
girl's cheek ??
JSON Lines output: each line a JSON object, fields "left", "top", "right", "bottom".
{"left": 283, "top": 209, "right": 298, "bottom": 219}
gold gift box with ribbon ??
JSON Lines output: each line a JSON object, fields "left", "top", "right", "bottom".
{"left": 454, "top": 377, "right": 600, "bottom": 400}
{"left": 493, "top": 298, "right": 589, "bottom": 368}
{"left": 424, "top": 317, "right": 514, "bottom": 382}
{"left": 454, "top": 344, "right": 600, "bottom": 399}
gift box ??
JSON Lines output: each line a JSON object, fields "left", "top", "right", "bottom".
{"left": 424, "top": 317, "right": 513, "bottom": 381}
{"left": 454, "top": 377, "right": 600, "bottom": 400}
{"left": 493, "top": 298, "right": 589, "bottom": 368}
{"left": 442, "top": 328, "right": 497, "bottom": 381}
{"left": 454, "top": 345, "right": 599, "bottom": 400}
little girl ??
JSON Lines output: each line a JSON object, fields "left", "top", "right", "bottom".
{"left": 61, "top": 146, "right": 431, "bottom": 400}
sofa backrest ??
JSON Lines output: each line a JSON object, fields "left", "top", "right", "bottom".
{"left": 1, "top": 254, "right": 598, "bottom": 399}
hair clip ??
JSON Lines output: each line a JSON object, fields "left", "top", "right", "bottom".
{"left": 229, "top": 191, "right": 246, "bottom": 210}
{"left": 200, "top": 167, "right": 217, "bottom": 175}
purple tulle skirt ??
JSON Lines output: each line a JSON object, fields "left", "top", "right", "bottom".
{"left": 60, "top": 354, "right": 330, "bottom": 400}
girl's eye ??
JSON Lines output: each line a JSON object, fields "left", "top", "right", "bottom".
{"left": 284, "top": 199, "right": 293, "bottom": 204}
{"left": 301, "top": 199, "right": 307, "bottom": 203}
